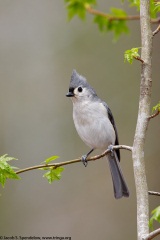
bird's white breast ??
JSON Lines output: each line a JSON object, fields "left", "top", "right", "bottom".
{"left": 72, "top": 100, "right": 115, "bottom": 150}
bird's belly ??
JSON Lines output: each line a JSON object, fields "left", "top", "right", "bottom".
{"left": 74, "top": 116, "right": 115, "bottom": 150}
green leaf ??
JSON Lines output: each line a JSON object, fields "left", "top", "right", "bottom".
{"left": 150, "top": 0, "right": 160, "bottom": 18}
{"left": 94, "top": 8, "right": 128, "bottom": 40}
{"left": 124, "top": 47, "right": 140, "bottom": 64}
{"left": 94, "top": 15, "right": 109, "bottom": 32}
{"left": 111, "top": 8, "right": 127, "bottom": 17}
{"left": 108, "top": 20, "right": 129, "bottom": 41}
{"left": 110, "top": 8, "right": 129, "bottom": 40}
{"left": 65, "top": 0, "right": 96, "bottom": 20}
{"left": 0, "top": 154, "right": 20, "bottom": 187}
{"left": 128, "top": 0, "right": 140, "bottom": 10}
{"left": 149, "top": 206, "right": 160, "bottom": 230}
{"left": 44, "top": 155, "right": 59, "bottom": 164}
{"left": 154, "top": 1, "right": 160, "bottom": 14}
{"left": 0, "top": 174, "right": 6, "bottom": 188}
{"left": 67, "top": 2, "right": 86, "bottom": 20}
{"left": 152, "top": 102, "right": 160, "bottom": 112}
{"left": 43, "top": 167, "right": 64, "bottom": 184}
{"left": 0, "top": 154, "right": 18, "bottom": 162}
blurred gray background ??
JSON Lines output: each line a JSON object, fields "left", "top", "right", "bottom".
{"left": 0, "top": 1, "right": 159, "bottom": 239}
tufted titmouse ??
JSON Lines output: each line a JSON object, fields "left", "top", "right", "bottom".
{"left": 66, "top": 70, "right": 129, "bottom": 199}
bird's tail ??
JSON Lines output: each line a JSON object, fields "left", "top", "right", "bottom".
{"left": 108, "top": 151, "right": 129, "bottom": 199}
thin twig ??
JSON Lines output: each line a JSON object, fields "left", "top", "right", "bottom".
{"left": 148, "top": 110, "right": 160, "bottom": 120}
{"left": 86, "top": 6, "right": 140, "bottom": 21}
{"left": 16, "top": 145, "right": 132, "bottom": 175}
{"left": 148, "top": 191, "right": 160, "bottom": 196}
{"left": 142, "top": 228, "right": 160, "bottom": 240}
{"left": 85, "top": 6, "right": 160, "bottom": 23}
{"left": 153, "top": 24, "right": 160, "bottom": 36}
{"left": 134, "top": 56, "right": 144, "bottom": 63}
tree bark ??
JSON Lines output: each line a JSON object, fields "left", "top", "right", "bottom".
{"left": 132, "top": 0, "right": 153, "bottom": 239}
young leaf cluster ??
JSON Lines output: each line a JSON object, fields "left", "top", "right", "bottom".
{"left": 149, "top": 206, "right": 160, "bottom": 230}
{"left": 152, "top": 102, "right": 160, "bottom": 112}
{"left": 124, "top": 48, "right": 140, "bottom": 64}
{"left": 0, "top": 154, "right": 20, "bottom": 187}
{"left": 43, "top": 167, "right": 64, "bottom": 184}
{"left": 41, "top": 156, "right": 64, "bottom": 183}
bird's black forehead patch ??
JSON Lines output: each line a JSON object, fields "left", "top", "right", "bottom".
{"left": 69, "top": 87, "right": 74, "bottom": 93}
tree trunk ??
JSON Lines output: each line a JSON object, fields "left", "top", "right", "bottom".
{"left": 132, "top": 0, "right": 153, "bottom": 239}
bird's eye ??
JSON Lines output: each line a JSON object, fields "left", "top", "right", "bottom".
{"left": 78, "top": 87, "right": 83, "bottom": 92}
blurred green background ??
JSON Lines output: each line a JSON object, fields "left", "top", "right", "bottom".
{"left": 0, "top": 1, "right": 159, "bottom": 239}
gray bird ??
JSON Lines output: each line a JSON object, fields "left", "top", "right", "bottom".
{"left": 66, "top": 70, "right": 129, "bottom": 199}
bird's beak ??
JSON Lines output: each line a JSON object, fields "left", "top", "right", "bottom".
{"left": 66, "top": 92, "right": 74, "bottom": 97}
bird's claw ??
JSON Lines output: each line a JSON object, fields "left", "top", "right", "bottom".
{"left": 108, "top": 145, "right": 114, "bottom": 157}
{"left": 81, "top": 155, "right": 88, "bottom": 167}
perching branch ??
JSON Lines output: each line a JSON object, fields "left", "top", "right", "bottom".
{"left": 148, "top": 191, "right": 160, "bottom": 196}
{"left": 16, "top": 145, "right": 132, "bottom": 175}
{"left": 142, "top": 228, "right": 160, "bottom": 240}
{"left": 85, "top": 5, "right": 160, "bottom": 23}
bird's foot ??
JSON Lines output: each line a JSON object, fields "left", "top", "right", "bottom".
{"left": 108, "top": 145, "right": 114, "bottom": 157}
{"left": 81, "top": 155, "right": 88, "bottom": 167}
{"left": 81, "top": 149, "right": 94, "bottom": 167}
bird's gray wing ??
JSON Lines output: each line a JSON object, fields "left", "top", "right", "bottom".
{"left": 102, "top": 102, "right": 120, "bottom": 161}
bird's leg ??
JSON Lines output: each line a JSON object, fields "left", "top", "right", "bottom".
{"left": 81, "top": 149, "right": 94, "bottom": 167}
{"left": 108, "top": 145, "right": 115, "bottom": 157}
